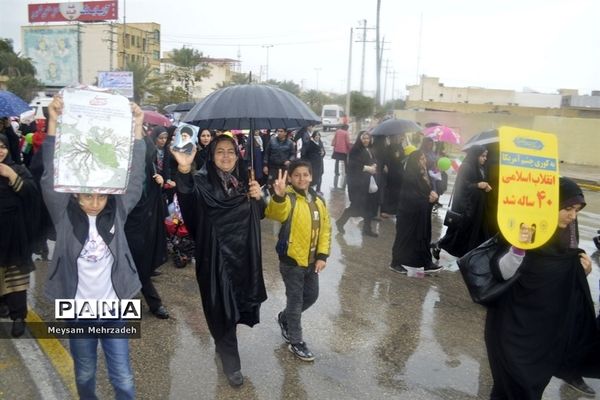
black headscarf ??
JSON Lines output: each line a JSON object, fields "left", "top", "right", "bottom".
{"left": 205, "top": 135, "right": 248, "bottom": 197}
{"left": 0, "top": 133, "right": 18, "bottom": 199}
{"left": 404, "top": 149, "right": 431, "bottom": 194}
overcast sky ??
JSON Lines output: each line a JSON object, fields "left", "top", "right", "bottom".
{"left": 1, "top": 0, "right": 599, "bottom": 98}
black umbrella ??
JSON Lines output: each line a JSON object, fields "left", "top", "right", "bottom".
{"left": 183, "top": 84, "right": 320, "bottom": 177}
{"left": 462, "top": 129, "right": 498, "bottom": 150}
{"left": 371, "top": 118, "right": 420, "bottom": 136}
{"left": 174, "top": 102, "right": 196, "bottom": 112}
{"left": 183, "top": 84, "right": 319, "bottom": 130}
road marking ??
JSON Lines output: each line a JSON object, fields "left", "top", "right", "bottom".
{"left": 25, "top": 309, "right": 78, "bottom": 399}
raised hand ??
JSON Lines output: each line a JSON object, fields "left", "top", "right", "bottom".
{"left": 47, "top": 95, "right": 64, "bottom": 136}
{"left": 272, "top": 168, "right": 288, "bottom": 197}
{"left": 170, "top": 146, "right": 197, "bottom": 173}
{"left": 130, "top": 103, "right": 144, "bottom": 139}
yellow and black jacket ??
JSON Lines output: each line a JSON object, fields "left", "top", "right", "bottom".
{"left": 265, "top": 187, "right": 331, "bottom": 267}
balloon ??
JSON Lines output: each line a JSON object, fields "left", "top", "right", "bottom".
{"left": 437, "top": 157, "right": 451, "bottom": 171}
{"left": 404, "top": 145, "right": 417, "bottom": 156}
{"left": 25, "top": 133, "right": 34, "bottom": 144}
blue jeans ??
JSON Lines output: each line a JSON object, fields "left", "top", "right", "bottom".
{"left": 69, "top": 334, "right": 135, "bottom": 400}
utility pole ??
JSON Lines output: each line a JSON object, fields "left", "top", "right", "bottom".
{"left": 314, "top": 67, "right": 322, "bottom": 91}
{"left": 375, "top": 0, "right": 381, "bottom": 108}
{"left": 390, "top": 69, "right": 398, "bottom": 103}
{"left": 354, "top": 19, "right": 375, "bottom": 94}
{"left": 345, "top": 27, "right": 353, "bottom": 120}
{"left": 382, "top": 58, "right": 390, "bottom": 105}
{"left": 103, "top": 23, "right": 117, "bottom": 71}
{"left": 262, "top": 44, "right": 273, "bottom": 81}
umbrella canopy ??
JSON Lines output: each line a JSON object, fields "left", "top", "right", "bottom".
{"left": 174, "top": 102, "right": 196, "bottom": 112}
{"left": 462, "top": 129, "right": 498, "bottom": 150}
{"left": 182, "top": 84, "right": 320, "bottom": 130}
{"left": 371, "top": 118, "right": 420, "bottom": 136}
{"left": 423, "top": 125, "right": 461, "bottom": 144}
{"left": 163, "top": 104, "right": 177, "bottom": 113}
{"left": 143, "top": 110, "right": 172, "bottom": 127}
{"left": 0, "top": 90, "right": 32, "bottom": 118}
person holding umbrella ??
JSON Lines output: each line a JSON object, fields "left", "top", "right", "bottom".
{"left": 171, "top": 134, "right": 267, "bottom": 387}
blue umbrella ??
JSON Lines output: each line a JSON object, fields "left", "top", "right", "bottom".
{"left": 0, "top": 90, "right": 32, "bottom": 117}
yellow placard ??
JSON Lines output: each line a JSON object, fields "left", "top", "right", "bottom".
{"left": 497, "top": 126, "right": 559, "bottom": 249}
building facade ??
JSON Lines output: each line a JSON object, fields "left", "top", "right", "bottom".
{"left": 21, "top": 22, "right": 161, "bottom": 87}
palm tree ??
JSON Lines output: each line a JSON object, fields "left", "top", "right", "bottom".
{"left": 0, "top": 38, "right": 41, "bottom": 101}
{"left": 122, "top": 60, "right": 168, "bottom": 104}
{"left": 164, "top": 47, "right": 210, "bottom": 100}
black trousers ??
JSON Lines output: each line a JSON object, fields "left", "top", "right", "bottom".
{"left": 215, "top": 326, "right": 241, "bottom": 374}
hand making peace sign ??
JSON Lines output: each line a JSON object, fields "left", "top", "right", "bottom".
{"left": 272, "top": 168, "right": 288, "bottom": 197}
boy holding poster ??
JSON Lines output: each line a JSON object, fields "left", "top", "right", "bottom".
{"left": 41, "top": 94, "right": 145, "bottom": 400}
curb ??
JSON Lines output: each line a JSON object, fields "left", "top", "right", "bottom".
{"left": 566, "top": 177, "right": 600, "bottom": 192}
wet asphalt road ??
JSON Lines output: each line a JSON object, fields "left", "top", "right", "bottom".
{"left": 1, "top": 133, "right": 600, "bottom": 400}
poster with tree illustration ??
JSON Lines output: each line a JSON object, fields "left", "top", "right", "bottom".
{"left": 54, "top": 86, "right": 134, "bottom": 194}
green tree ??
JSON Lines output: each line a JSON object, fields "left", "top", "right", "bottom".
{"left": 214, "top": 71, "right": 250, "bottom": 89}
{"left": 165, "top": 47, "right": 211, "bottom": 100}
{"left": 264, "top": 79, "right": 301, "bottom": 97}
{"left": 122, "top": 60, "right": 167, "bottom": 104}
{"left": 300, "top": 90, "right": 332, "bottom": 115}
{"left": 0, "top": 38, "right": 41, "bottom": 101}
{"left": 350, "top": 91, "right": 374, "bottom": 120}
{"left": 157, "top": 87, "right": 189, "bottom": 110}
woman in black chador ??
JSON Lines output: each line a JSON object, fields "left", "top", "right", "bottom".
{"left": 432, "top": 144, "right": 492, "bottom": 258}
{"left": 389, "top": 150, "right": 441, "bottom": 274}
{"left": 124, "top": 127, "right": 170, "bottom": 319}
{"left": 172, "top": 135, "right": 266, "bottom": 388}
{"left": 336, "top": 131, "right": 379, "bottom": 237}
{"left": 0, "top": 133, "right": 40, "bottom": 337}
{"left": 485, "top": 177, "right": 600, "bottom": 399}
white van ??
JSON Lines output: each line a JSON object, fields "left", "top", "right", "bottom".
{"left": 321, "top": 104, "right": 347, "bottom": 131}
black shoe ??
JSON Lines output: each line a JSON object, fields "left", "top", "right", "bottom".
{"left": 288, "top": 341, "right": 315, "bottom": 361}
{"left": 430, "top": 243, "right": 441, "bottom": 260}
{"left": 0, "top": 303, "right": 9, "bottom": 318}
{"left": 389, "top": 265, "right": 408, "bottom": 274}
{"left": 226, "top": 370, "right": 244, "bottom": 387}
{"left": 363, "top": 230, "right": 378, "bottom": 237}
{"left": 563, "top": 377, "right": 595, "bottom": 396}
{"left": 151, "top": 305, "right": 169, "bottom": 319}
{"left": 336, "top": 220, "right": 345, "bottom": 234}
{"left": 424, "top": 263, "right": 443, "bottom": 274}
{"left": 11, "top": 318, "right": 26, "bottom": 338}
{"left": 277, "top": 312, "right": 290, "bottom": 343}
{"left": 151, "top": 270, "right": 162, "bottom": 277}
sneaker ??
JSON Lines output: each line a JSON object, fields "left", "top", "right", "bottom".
{"left": 563, "top": 377, "right": 596, "bottom": 396}
{"left": 288, "top": 341, "right": 315, "bottom": 361}
{"left": 424, "top": 263, "right": 443, "bottom": 274}
{"left": 277, "top": 312, "right": 290, "bottom": 343}
{"left": 389, "top": 265, "right": 408, "bottom": 274}
{"left": 335, "top": 220, "right": 345, "bottom": 234}
{"left": 430, "top": 243, "right": 441, "bottom": 260}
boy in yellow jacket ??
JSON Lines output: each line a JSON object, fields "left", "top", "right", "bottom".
{"left": 265, "top": 160, "right": 331, "bottom": 361}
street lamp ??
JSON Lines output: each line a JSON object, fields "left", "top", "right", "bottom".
{"left": 314, "top": 67, "right": 322, "bottom": 91}
{"left": 262, "top": 44, "right": 273, "bottom": 81}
